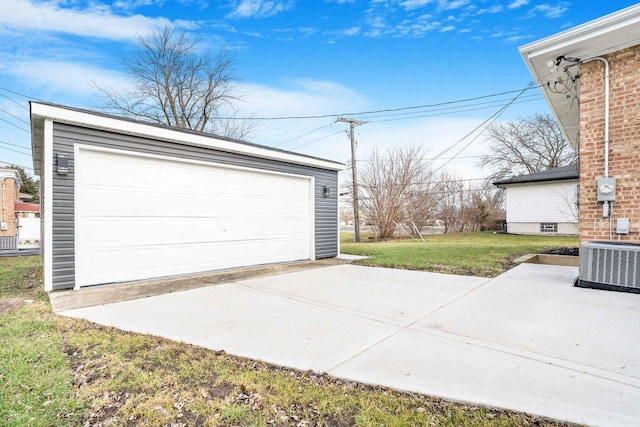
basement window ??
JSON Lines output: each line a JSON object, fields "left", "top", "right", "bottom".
{"left": 540, "top": 222, "right": 558, "bottom": 233}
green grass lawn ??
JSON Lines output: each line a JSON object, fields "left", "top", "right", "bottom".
{"left": 340, "top": 231, "right": 579, "bottom": 277}
{"left": 1, "top": 254, "right": 575, "bottom": 426}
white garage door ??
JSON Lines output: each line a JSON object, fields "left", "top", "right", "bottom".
{"left": 75, "top": 147, "right": 313, "bottom": 288}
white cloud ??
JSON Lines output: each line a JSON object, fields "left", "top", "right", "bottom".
{"left": 400, "top": 0, "right": 434, "bottom": 10}
{"left": 0, "top": 0, "right": 172, "bottom": 40}
{"left": 233, "top": 79, "right": 491, "bottom": 180}
{"left": 508, "top": 0, "right": 529, "bottom": 9}
{"left": 477, "top": 5, "right": 504, "bottom": 14}
{"left": 2, "top": 58, "right": 131, "bottom": 99}
{"left": 526, "top": 3, "right": 569, "bottom": 19}
{"left": 228, "top": 0, "right": 294, "bottom": 18}
{"left": 436, "top": 0, "right": 471, "bottom": 11}
{"left": 113, "top": 0, "right": 158, "bottom": 11}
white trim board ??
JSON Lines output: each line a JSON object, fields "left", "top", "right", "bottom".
{"left": 31, "top": 102, "right": 345, "bottom": 172}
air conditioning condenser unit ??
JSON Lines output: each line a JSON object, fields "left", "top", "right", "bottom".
{"left": 577, "top": 240, "right": 640, "bottom": 293}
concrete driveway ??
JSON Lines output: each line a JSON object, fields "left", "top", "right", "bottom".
{"left": 60, "top": 263, "right": 640, "bottom": 426}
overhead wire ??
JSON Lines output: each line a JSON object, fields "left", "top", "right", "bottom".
{"left": 217, "top": 84, "right": 543, "bottom": 121}
{"left": 0, "top": 139, "right": 31, "bottom": 151}
{"left": 278, "top": 84, "right": 539, "bottom": 151}
{"left": 0, "top": 92, "right": 30, "bottom": 111}
{"left": 0, "top": 143, "right": 31, "bottom": 156}
{"left": 0, "top": 115, "right": 29, "bottom": 133}
{"left": 0, "top": 107, "right": 30, "bottom": 126}
{"left": 273, "top": 121, "right": 336, "bottom": 148}
{"left": 288, "top": 129, "right": 345, "bottom": 150}
{"left": 0, "top": 160, "right": 33, "bottom": 171}
{"left": 429, "top": 82, "right": 535, "bottom": 175}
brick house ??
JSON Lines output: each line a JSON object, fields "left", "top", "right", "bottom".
{"left": 0, "top": 167, "right": 21, "bottom": 249}
{"left": 519, "top": 4, "right": 640, "bottom": 291}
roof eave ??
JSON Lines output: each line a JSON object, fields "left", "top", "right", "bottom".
{"left": 30, "top": 102, "right": 345, "bottom": 175}
{"left": 518, "top": 4, "right": 640, "bottom": 151}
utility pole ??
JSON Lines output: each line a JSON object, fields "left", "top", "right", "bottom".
{"left": 337, "top": 117, "right": 365, "bottom": 243}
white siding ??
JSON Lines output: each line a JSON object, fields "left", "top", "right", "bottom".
{"left": 505, "top": 181, "right": 578, "bottom": 223}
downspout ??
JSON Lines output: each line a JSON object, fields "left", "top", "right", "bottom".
{"left": 582, "top": 57, "right": 610, "bottom": 178}
{"left": 582, "top": 57, "right": 611, "bottom": 239}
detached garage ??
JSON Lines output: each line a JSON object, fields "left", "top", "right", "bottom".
{"left": 30, "top": 102, "right": 343, "bottom": 292}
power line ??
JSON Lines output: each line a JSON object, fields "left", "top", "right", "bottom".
{"left": 0, "top": 115, "right": 29, "bottom": 133}
{"left": 0, "top": 107, "right": 29, "bottom": 125}
{"left": 0, "top": 85, "right": 41, "bottom": 101}
{"left": 0, "top": 160, "right": 33, "bottom": 171}
{"left": 273, "top": 122, "right": 336, "bottom": 148}
{"left": 288, "top": 129, "right": 344, "bottom": 150}
{"left": 429, "top": 82, "right": 535, "bottom": 174}
{"left": 0, "top": 139, "right": 31, "bottom": 152}
{"left": 222, "top": 83, "right": 541, "bottom": 121}
{"left": 361, "top": 96, "right": 542, "bottom": 123}
{"left": 0, "top": 92, "right": 30, "bottom": 111}
{"left": 0, "top": 144, "right": 31, "bottom": 156}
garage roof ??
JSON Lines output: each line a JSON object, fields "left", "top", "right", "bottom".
{"left": 493, "top": 163, "right": 579, "bottom": 187}
{"left": 30, "top": 102, "right": 345, "bottom": 175}
{"left": 518, "top": 4, "right": 640, "bottom": 150}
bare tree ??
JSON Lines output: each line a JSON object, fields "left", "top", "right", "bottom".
{"left": 95, "top": 25, "right": 253, "bottom": 139}
{"left": 436, "top": 171, "right": 465, "bottom": 233}
{"left": 359, "top": 146, "right": 431, "bottom": 239}
{"left": 481, "top": 113, "right": 577, "bottom": 181}
{"left": 464, "top": 182, "right": 505, "bottom": 231}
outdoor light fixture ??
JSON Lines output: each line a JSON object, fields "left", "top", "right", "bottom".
{"left": 547, "top": 55, "right": 581, "bottom": 72}
{"left": 323, "top": 185, "right": 330, "bottom": 198}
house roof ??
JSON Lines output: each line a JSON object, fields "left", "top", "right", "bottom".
{"left": 518, "top": 4, "right": 640, "bottom": 149}
{"left": 30, "top": 102, "right": 345, "bottom": 176}
{"left": 493, "top": 163, "right": 579, "bottom": 187}
{"left": 15, "top": 201, "right": 40, "bottom": 212}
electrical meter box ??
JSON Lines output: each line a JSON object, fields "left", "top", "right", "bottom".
{"left": 617, "top": 218, "right": 630, "bottom": 234}
{"left": 597, "top": 177, "right": 616, "bottom": 202}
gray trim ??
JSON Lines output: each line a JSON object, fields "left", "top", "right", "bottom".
{"left": 50, "top": 122, "right": 338, "bottom": 290}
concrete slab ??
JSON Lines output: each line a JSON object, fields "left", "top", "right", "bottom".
{"left": 60, "top": 263, "right": 640, "bottom": 426}
{"left": 331, "top": 328, "right": 640, "bottom": 427}
{"left": 239, "top": 265, "right": 488, "bottom": 326}
{"left": 418, "top": 263, "right": 640, "bottom": 377}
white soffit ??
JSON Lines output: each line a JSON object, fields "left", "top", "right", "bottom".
{"left": 518, "top": 4, "right": 640, "bottom": 149}
{"left": 30, "top": 102, "right": 345, "bottom": 172}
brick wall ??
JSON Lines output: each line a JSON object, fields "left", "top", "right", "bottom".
{"left": 1, "top": 177, "right": 18, "bottom": 237}
{"left": 578, "top": 45, "right": 640, "bottom": 242}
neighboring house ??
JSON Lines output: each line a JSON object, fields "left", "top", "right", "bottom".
{"left": 520, "top": 4, "right": 640, "bottom": 291}
{"left": 0, "top": 168, "right": 21, "bottom": 250}
{"left": 15, "top": 201, "right": 40, "bottom": 219}
{"left": 15, "top": 202, "right": 41, "bottom": 250}
{"left": 30, "top": 102, "right": 344, "bottom": 292}
{"left": 493, "top": 163, "right": 579, "bottom": 236}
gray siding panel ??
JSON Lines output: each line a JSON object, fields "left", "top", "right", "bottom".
{"left": 50, "top": 123, "right": 338, "bottom": 290}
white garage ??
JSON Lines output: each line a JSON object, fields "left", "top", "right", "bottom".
{"left": 31, "top": 102, "right": 343, "bottom": 292}
{"left": 76, "top": 147, "right": 313, "bottom": 288}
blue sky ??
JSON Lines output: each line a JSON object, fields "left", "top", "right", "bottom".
{"left": 0, "top": 0, "right": 637, "bottom": 179}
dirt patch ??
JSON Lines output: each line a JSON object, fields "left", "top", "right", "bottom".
{"left": 0, "top": 298, "right": 24, "bottom": 315}
{"left": 541, "top": 247, "right": 579, "bottom": 256}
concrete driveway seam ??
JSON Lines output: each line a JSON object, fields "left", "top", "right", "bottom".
{"left": 323, "top": 278, "right": 494, "bottom": 373}
{"left": 236, "top": 281, "right": 405, "bottom": 325}
{"left": 404, "top": 326, "right": 640, "bottom": 389}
